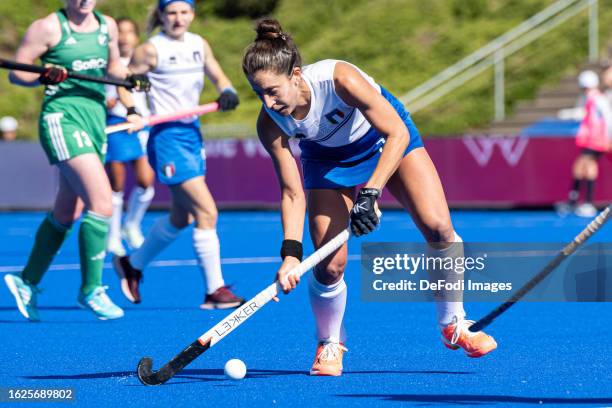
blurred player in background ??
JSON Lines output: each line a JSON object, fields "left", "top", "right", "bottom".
{"left": 3, "top": 0, "right": 148, "bottom": 321}
{"left": 113, "top": 0, "right": 244, "bottom": 309}
{"left": 557, "top": 70, "right": 612, "bottom": 217}
{"left": 242, "top": 19, "right": 496, "bottom": 377}
{"left": 105, "top": 17, "right": 155, "bottom": 257}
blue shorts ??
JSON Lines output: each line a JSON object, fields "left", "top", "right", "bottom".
{"left": 147, "top": 120, "right": 206, "bottom": 185}
{"left": 299, "top": 86, "right": 424, "bottom": 189}
{"left": 105, "top": 114, "right": 148, "bottom": 163}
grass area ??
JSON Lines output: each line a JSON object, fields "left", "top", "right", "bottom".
{"left": 1, "top": 0, "right": 611, "bottom": 140}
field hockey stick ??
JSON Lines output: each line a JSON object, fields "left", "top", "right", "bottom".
{"left": 104, "top": 102, "right": 220, "bottom": 134}
{"left": 0, "top": 58, "right": 133, "bottom": 88}
{"left": 137, "top": 226, "right": 356, "bottom": 385}
{"left": 470, "top": 204, "right": 612, "bottom": 332}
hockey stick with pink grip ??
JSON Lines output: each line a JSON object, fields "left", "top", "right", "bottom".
{"left": 104, "top": 102, "right": 219, "bottom": 134}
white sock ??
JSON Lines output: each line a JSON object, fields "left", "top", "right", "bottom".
{"left": 109, "top": 191, "right": 124, "bottom": 240}
{"left": 429, "top": 232, "right": 466, "bottom": 327}
{"left": 308, "top": 274, "right": 347, "bottom": 344}
{"left": 124, "top": 186, "right": 154, "bottom": 228}
{"left": 193, "top": 228, "right": 224, "bottom": 294}
{"left": 129, "top": 215, "right": 180, "bottom": 270}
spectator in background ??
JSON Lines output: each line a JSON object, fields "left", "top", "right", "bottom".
{"left": 0, "top": 116, "right": 18, "bottom": 141}
{"left": 557, "top": 70, "right": 612, "bottom": 217}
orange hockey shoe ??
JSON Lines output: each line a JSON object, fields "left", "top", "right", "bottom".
{"left": 310, "top": 341, "right": 347, "bottom": 376}
{"left": 441, "top": 316, "right": 497, "bottom": 358}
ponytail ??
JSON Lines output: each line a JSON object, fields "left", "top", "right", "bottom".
{"left": 242, "top": 19, "right": 302, "bottom": 77}
{"left": 146, "top": 7, "right": 163, "bottom": 36}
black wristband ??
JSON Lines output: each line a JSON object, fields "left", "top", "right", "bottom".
{"left": 359, "top": 187, "right": 382, "bottom": 199}
{"left": 280, "top": 239, "right": 303, "bottom": 261}
{"left": 126, "top": 106, "right": 138, "bottom": 116}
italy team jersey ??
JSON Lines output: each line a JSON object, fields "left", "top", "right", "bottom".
{"left": 147, "top": 31, "right": 205, "bottom": 123}
{"left": 264, "top": 59, "right": 381, "bottom": 147}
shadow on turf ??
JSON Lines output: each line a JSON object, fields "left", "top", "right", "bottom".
{"left": 0, "top": 306, "right": 203, "bottom": 311}
{"left": 0, "top": 306, "right": 121, "bottom": 324}
{"left": 172, "top": 369, "right": 476, "bottom": 385}
{"left": 0, "top": 320, "right": 32, "bottom": 324}
{"left": 0, "top": 306, "right": 81, "bottom": 311}
{"left": 0, "top": 306, "right": 103, "bottom": 324}
{"left": 23, "top": 368, "right": 475, "bottom": 385}
{"left": 336, "top": 394, "right": 612, "bottom": 405}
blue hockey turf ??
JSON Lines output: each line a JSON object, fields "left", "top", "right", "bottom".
{"left": 1, "top": 210, "right": 611, "bottom": 407}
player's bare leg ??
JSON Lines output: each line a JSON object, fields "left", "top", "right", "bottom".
{"left": 59, "top": 154, "right": 124, "bottom": 320}
{"left": 387, "top": 148, "right": 496, "bottom": 357}
{"left": 307, "top": 188, "right": 353, "bottom": 376}
{"left": 171, "top": 176, "right": 244, "bottom": 309}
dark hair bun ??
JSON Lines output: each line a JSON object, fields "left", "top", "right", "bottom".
{"left": 256, "top": 19, "right": 284, "bottom": 41}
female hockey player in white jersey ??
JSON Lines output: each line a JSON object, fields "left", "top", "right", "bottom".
{"left": 242, "top": 19, "right": 497, "bottom": 376}
{"left": 113, "top": 0, "right": 244, "bottom": 309}
{"left": 105, "top": 17, "right": 155, "bottom": 256}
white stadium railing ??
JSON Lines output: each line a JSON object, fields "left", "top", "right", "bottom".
{"left": 399, "top": 0, "right": 599, "bottom": 121}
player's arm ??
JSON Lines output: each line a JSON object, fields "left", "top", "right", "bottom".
{"left": 106, "top": 15, "right": 150, "bottom": 93}
{"left": 201, "top": 38, "right": 239, "bottom": 111}
{"left": 258, "top": 109, "right": 305, "bottom": 243}
{"left": 257, "top": 109, "right": 306, "bottom": 294}
{"left": 117, "top": 42, "right": 157, "bottom": 107}
{"left": 9, "top": 15, "right": 61, "bottom": 87}
{"left": 106, "top": 16, "right": 150, "bottom": 125}
{"left": 334, "top": 62, "right": 409, "bottom": 236}
{"left": 116, "top": 41, "right": 157, "bottom": 131}
{"left": 128, "top": 42, "right": 158, "bottom": 75}
{"left": 334, "top": 62, "right": 409, "bottom": 190}
{"left": 105, "top": 16, "right": 130, "bottom": 80}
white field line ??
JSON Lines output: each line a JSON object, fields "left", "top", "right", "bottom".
{"left": 3, "top": 247, "right": 604, "bottom": 274}
{"left": 0, "top": 254, "right": 362, "bottom": 273}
